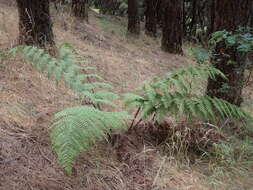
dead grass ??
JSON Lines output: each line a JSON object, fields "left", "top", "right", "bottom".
{"left": 0, "top": 2, "right": 252, "bottom": 190}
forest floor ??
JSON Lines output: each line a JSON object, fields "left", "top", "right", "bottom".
{"left": 0, "top": 2, "right": 253, "bottom": 190}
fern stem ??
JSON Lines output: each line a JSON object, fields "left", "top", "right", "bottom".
{"left": 129, "top": 107, "right": 141, "bottom": 131}
{"left": 133, "top": 118, "right": 143, "bottom": 129}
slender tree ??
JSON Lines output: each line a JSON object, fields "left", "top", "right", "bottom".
{"left": 156, "top": 0, "right": 163, "bottom": 27}
{"left": 127, "top": 0, "right": 140, "bottom": 35}
{"left": 161, "top": 0, "right": 183, "bottom": 54}
{"left": 250, "top": 3, "right": 253, "bottom": 28}
{"left": 16, "top": 0, "right": 54, "bottom": 47}
{"left": 145, "top": 0, "right": 157, "bottom": 37}
{"left": 72, "top": 0, "right": 89, "bottom": 22}
{"left": 206, "top": 0, "right": 252, "bottom": 106}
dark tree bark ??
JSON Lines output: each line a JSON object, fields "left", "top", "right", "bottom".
{"left": 161, "top": 0, "right": 183, "bottom": 54}
{"left": 145, "top": 0, "right": 157, "bottom": 37}
{"left": 189, "top": 0, "right": 197, "bottom": 36}
{"left": 156, "top": 0, "right": 163, "bottom": 27}
{"left": 128, "top": 0, "right": 140, "bottom": 35}
{"left": 206, "top": 0, "right": 252, "bottom": 106}
{"left": 16, "top": 0, "right": 54, "bottom": 47}
{"left": 207, "top": 0, "right": 215, "bottom": 35}
{"left": 250, "top": 3, "right": 253, "bottom": 28}
{"left": 72, "top": 0, "right": 89, "bottom": 22}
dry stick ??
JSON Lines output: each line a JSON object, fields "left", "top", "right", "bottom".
{"left": 129, "top": 107, "right": 141, "bottom": 131}
{"left": 133, "top": 118, "right": 143, "bottom": 129}
{"left": 0, "top": 157, "right": 20, "bottom": 165}
{"left": 38, "top": 146, "right": 52, "bottom": 164}
{"left": 152, "top": 156, "right": 167, "bottom": 186}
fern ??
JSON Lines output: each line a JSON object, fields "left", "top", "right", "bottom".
{"left": 153, "top": 65, "right": 227, "bottom": 93}
{"left": 124, "top": 65, "right": 252, "bottom": 123}
{"left": 7, "top": 44, "right": 128, "bottom": 174}
{"left": 8, "top": 44, "right": 117, "bottom": 107}
{"left": 51, "top": 106, "right": 129, "bottom": 175}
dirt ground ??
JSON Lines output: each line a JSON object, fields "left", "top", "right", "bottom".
{"left": 0, "top": 2, "right": 252, "bottom": 190}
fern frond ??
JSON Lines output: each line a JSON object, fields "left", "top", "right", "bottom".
{"left": 124, "top": 65, "right": 252, "bottom": 123}
{"left": 9, "top": 44, "right": 118, "bottom": 107}
{"left": 81, "top": 91, "right": 118, "bottom": 107}
{"left": 157, "top": 65, "right": 227, "bottom": 92}
{"left": 51, "top": 106, "right": 129, "bottom": 175}
{"left": 123, "top": 93, "right": 145, "bottom": 107}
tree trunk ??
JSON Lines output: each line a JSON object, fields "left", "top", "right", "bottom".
{"left": 189, "top": 0, "right": 197, "bottom": 36}
{"left": 156, "top": 0, "right": 163, "bottom": 27}
{"left": 206, "top": 0, "right": 252, "bottom": 106}
{"left": 16, "top": 0, "right": 54, "bottom": 47}
{"left": 250, "top": 3, "right": 253, "bottom": 28}
{"left": 127, "top": 0, "right": 140, "bottom": 35}
{"left": 145, "top": 0, "right": 157, "bottom": 37}
{"left": 161, "top": 0, "right": 183, "bottom": 54}
{"left": 72, "top": 0, "right": 89, "bottom": 22}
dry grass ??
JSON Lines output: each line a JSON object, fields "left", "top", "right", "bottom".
{"left": 0, "top": 2, "right": 252, "bottom": 190}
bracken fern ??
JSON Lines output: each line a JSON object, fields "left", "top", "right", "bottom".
{"left": 51, "top": 106, "right": 129, "bottom": 175}
{"left": 8, "top": 43, "right": 118, "bottom": 107}
{"left": 7, "top": 44, "right": 128, "bottom": 175}
{"left": 124, "top": 65, "right": 252, "bottom": 123}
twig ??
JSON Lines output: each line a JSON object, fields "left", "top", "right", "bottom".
{"left": 0, "top": 157, "right": 20, "bottom": 165}
{"left": 152, "top": 156, "right": 167, "bottom": 186}
{"left": 201, "top": 122, "right": 219, "bottom": 130}
{"left": 129, "top": 107, "right": 141, "bottom": 131}
{"left": 133, "top": 118, "right": 143, "bottom": 129}
{"left": 38, "top": 146, "right": 53, "bottom": 164}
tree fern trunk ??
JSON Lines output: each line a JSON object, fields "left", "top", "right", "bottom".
{"left": 16, "top": 0, "right": 54, "bottom": 47}
{"left": 206, "top": 0, "right": 252, "bottom": 106}
{"left": 161, "top": 0, "right": 183, "bottom": 54}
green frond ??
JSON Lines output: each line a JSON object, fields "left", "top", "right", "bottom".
{"left": 159, "top": 65, "right": 227, "bottom": 93}
{"left": 93, "top": 91, "right": 119, "bottom": 99}
{"left": 81, "top": 91, "right": 118, "bottom": 107}
{"left": 9, "top": 44, "right": 119, "bottom": 107}
{"left": 51, "top": 106, "right": 129, "bottom": 175}
{"left": 124, "top": 65, "right": 252, "bottom": 123}
{"left": 123, "top": 93, "right": 145, "bottom": 107}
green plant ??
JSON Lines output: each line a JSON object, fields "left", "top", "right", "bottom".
{"left": 51, "top": 106, "right": 129, "bottom": 175}
{"left": 124, "top": 65, "right": 252, "bottom": 124}
{"left": 209, "top": 27, "right": 253, "bottom": 94}
{"left": 7, "top": 44, "right": 129, "bottom": 175}
{"left": 212, "top": 136, "right": 253, "bottom": 166}
{"left": 8, "top": 43, "right": 118, "bottom": 108}
{"left": 209, "top": 27, "right": 253, "bottom": 55}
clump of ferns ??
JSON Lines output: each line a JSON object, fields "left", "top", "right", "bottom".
{"left": 8, "top": 44, "right": 130, "bottom": 175}
{"left": 124, "top": 65, "right": 253, "bottom": 157}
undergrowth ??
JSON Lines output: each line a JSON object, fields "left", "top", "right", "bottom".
{"left": 123, "top": 57, "right": 253, "bottom": 175}
{"left": 6, "top": 44, "right": 129, "bottom": 175}
{"left": 4, "top": 42, "right": 252, "bottom": 179}
{"left": 124, "top": 65, "right": 252, "bottom": 124}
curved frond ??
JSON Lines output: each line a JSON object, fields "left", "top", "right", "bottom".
{"left": 51, "top": 106, "right": 129, "bottom": 175}
{"left": 124, "top": 65, "right": 252, "bottom": 123}
{"left": 8, "top": 44, "right": 118, "bottom": 107}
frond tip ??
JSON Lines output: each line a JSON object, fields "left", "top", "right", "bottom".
{"left": 51, "top": 106, "right": 129, "bottom": 175}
